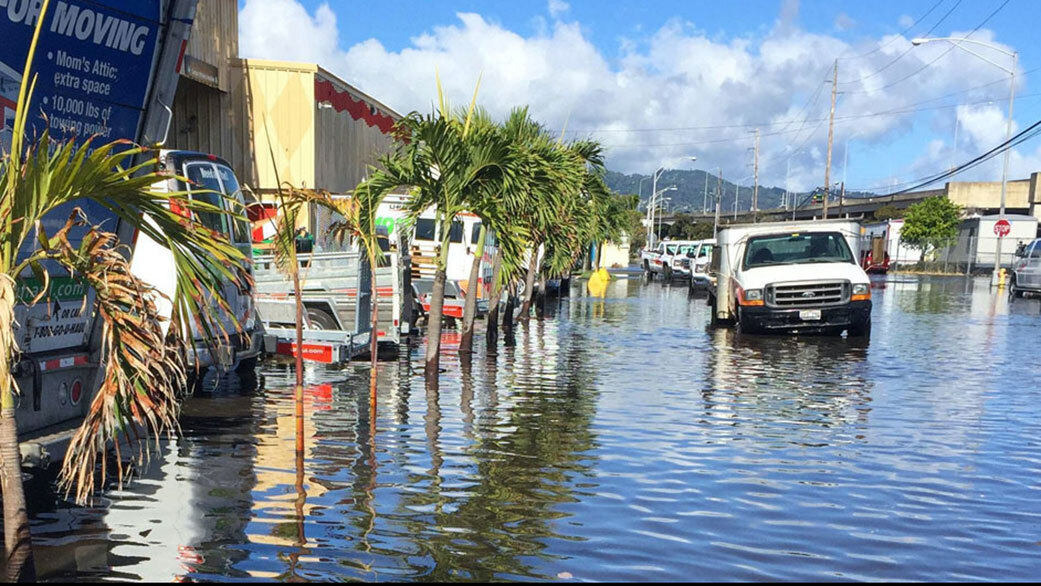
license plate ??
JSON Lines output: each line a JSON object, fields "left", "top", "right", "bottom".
{"left": 799, "top": 309, "right": 822, "bottom": 321}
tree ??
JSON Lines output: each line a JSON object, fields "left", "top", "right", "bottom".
{"left": 874, "top": 204, "right": 905, "bottom": 221}
{"left": 1, "top": 13, "right": 248, "bottom": 578}
{"left": 353, "top": 80, "right": 519, "bottom": 378}
{"left": 900, "top": 196, "right": 962, "bottom": 259}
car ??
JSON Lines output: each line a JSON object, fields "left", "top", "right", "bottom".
{"left": 1010, "top": 238, "right": 1041, "bottom": 297}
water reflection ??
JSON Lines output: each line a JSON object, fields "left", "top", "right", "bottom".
{"left": 22, "top": 274, "right": 1041, "bottom": 581}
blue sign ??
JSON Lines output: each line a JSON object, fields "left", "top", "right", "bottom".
{"left": 2, "top": 0, "right": 166, "bottom": 351}
{"left": 1, "top": 0, "right": 162, "bottom": 149}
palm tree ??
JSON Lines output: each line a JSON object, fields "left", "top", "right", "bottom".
{"left": 354, "top": 81, "right": 518, "bottom": 378}
{"left": 1, "top": 21, "right": 249, "bottom": 580}
{"left": 503, "top": 111, "right": 584, "bottom": 322}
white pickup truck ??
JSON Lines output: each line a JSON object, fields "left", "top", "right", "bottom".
{"left": 707, "top": 220, "right": 872, "bottom": 336}
{"left": 641, "top": 240, "right": 701, "bottom": 280}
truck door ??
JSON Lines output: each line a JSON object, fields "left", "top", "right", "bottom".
{"left": 182, "top": 160, "right": 251, "bottom": 344}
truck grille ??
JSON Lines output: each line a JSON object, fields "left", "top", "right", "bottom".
{"left": 681, "top": 259, "right": 691, "bottom": 268}
{"left": 767, "top": 281, "right": 848, "bottom": 308}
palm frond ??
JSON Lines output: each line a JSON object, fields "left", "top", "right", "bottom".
{"left": 40, "top": 215, "right": 186, "bottom": 503}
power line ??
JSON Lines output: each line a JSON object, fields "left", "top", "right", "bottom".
{"left": 599, "top": 92, "right": 1041, "bottom": 148}
{"left": 845, "top": 116, "right": 1041, "bottom": 194}
{"left": 841, "top": 0, "right": 1012, "bottom": 96}
{"left": 838, "top": 0, "right": 949, "bottom": 61}
{"left": 836, "top": 0, "right": 964, "bottom": 85}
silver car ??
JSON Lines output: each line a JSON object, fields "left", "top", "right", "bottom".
{"left": 1010, "top": 238, "right": 1041, "bottom": 297}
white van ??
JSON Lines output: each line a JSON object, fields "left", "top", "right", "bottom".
{"left": 1010, "top": 238, "right": 1041, "bottom": 297}
{"left": 708, "top": 220, "right": 872, "bottom": 336}
{"left": 130, "top": 150, "right": 262, "bottom": 372}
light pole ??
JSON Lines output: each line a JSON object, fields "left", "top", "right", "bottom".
{"left": 647, "top": 166, "right": 665, "bottom": 249}
{"left": 912, "top": 36, "right": 1017, "bottom": 286}
{"left": 657, "top": 196, "right": 673, "bottom": 241}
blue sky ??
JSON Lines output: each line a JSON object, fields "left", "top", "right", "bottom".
{"left": 239, "top": 0, "right": 1040, "bottom": 193}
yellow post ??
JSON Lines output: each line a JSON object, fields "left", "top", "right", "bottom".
{"left": 997, "top": 268, "right": 1007, "bottom": 288}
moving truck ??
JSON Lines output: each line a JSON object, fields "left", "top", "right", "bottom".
{"left": 4, "top": 0, "right": 201, "bottom": 468}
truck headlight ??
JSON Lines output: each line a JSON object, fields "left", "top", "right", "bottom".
{"left": 739, "top": 288, "right": 764, "bottom": 306}
{"left": 851, "top": 283, "right": 871, "bottom": 300}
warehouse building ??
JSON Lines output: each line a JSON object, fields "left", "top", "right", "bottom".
{"left": 167, "top": 0, "right": 401, "bottom": 239}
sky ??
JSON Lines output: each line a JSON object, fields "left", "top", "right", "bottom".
{"left": 236, "top": 0, "right": 1040, "bottom": 194}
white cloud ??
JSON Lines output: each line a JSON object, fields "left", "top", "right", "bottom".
{"left": 898, "top": 14, "right": 914, "bottom": 29}
{"left": 834, "top": 13, "right": 854, "bottom": 32}
{"left": 548, "top": 0, "right": 569, "bottom": 19}
{"left": 238, "top": 0, "right": 1034, "bottom": 192}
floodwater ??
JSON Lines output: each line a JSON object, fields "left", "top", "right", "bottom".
{"left": 25, "top": 274, "right": 1041, "bottom": 581}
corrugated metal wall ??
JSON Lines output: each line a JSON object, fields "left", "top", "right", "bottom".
{"left": 185, "top": 0, "right": 238, "bottom": 92}
{"left": 236, "top": 60, "right": 317, "bottom": 192}
{"left": 314, "top": 95, "right": 396, "bottom": 194}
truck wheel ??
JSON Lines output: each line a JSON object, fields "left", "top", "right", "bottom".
{"left": 643, "top": 261, "right": 652, "bottom": 277}
{"left": 1009, "top": 275, "right": 1023, "bottom": 299}
{"left": 664, "top": 265, "right": 672, "bottom": 281}
{"left": 736, "top": 307, "right": 760, "bottom": 335}
{"left": 847, "top": 318, "right": 871, "bottom": 338}
{"left": 306, "top": 307, "right": 339, "bottom": 330}
{"left": 707, "top": 293, "right": 719, "bottom": 329}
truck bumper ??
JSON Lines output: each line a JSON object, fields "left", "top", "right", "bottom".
{"left": 741, "top": 300, "right": 872, "bottom": 333}
{"left": 690, "top": 273, "right": 712, "bottom": 288}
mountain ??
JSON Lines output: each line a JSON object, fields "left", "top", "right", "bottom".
{"left": 604, "top": 169, "right": 876, "bottom": 215}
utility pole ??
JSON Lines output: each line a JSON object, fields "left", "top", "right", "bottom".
{"left": 703, "top": 172, "right": 709, "bottom": 214}
{"left": 714, "top": 168, "right": 722, "bottom": 236}
{"left": 752, "top": 128, "right": 760, "bottom": 222}
{"left": 823, "top": 59, "right": 837, "bottom": 221}
{"left": 734, "top": 185, "right": 739, "bottom": 220}
{"left": 839, "top": 181, "right": 845, "bottom": 218}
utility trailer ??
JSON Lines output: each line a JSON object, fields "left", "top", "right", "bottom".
{"left": 4, "top": 0, "right": 200, "bottom": 468}
{"left": 252, "top": 243, "right": 411, "bottom": 364}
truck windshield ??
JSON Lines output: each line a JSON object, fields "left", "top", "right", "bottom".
{"left": 744, "top": 232, "right": 853, "bottom": 269}
{"left": 696, "top": 244, "right": 713, "bottom": 259}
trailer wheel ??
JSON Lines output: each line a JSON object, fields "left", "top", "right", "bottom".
{"left": 306, "top": 307, "right": 339, "bottom": 330}
{"left": 234, "top": 355, "right": 259, "bottom": 374}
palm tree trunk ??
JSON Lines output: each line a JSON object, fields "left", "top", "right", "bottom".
{"left": 0, "top": 277, "right": 34, "bottom": 582}
{"left": 502, "top": 282, "right": 516, "bottom": 332}
{"left": 459, "top": 225, "right": 486, "bottom": 355}
{"left": 292, "top": 263, "right": 304, "bottom": 388}
{"left": 535, "top": 275, "right": 548, "bottom": 318}
{"left": 368, "top": 250, "right": 379, "bottom": 415}
{"left": 518, "top": 250, "right": 538, "bottom": 322}
{"left": 424, "top": 224, "right": 452, "bottom": 380}
{"left": 485, "top": 249, "right": 503, "bottom": 352}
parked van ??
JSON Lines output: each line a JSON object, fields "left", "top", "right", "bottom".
{"left": 130, "top": 151, "right": 262, "bottom": 372}
{"left": 708, "top": 220, "right": 872, "bottom": 336}
{"left": 1010, "top": 238, "right": 1041, "bottom": 297}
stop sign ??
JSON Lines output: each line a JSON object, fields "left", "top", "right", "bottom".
{"left": 994, "top": 218, "right": 1011, "bottom": 238}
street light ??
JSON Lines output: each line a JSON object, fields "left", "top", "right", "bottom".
{"left": 646, "top": 167, "right": 666, "bottom": 249}
{"left": 912, "top": 36, "right": 1017, "bottom": 287}
{"left": 657, "top": 194, "right": 675, "bottom": 241}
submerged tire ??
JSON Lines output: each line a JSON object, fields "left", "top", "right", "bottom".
{"left": 234, "top": 354, "right": 259, "bottom": 374}
{"left": 736, "top": 307, "right": 760, "bottom": 335}
{"left": 847, "top": 318, "right": 871, "bottom": 338}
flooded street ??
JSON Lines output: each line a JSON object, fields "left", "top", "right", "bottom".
{"left": 26, "top": 275, "right": 1041, "bottom": 581}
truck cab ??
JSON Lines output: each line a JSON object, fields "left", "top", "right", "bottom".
{"left": 130, "top": 150, "right": 263, "bottom": 372}
{"left": 709, "top": 220, "right": 872, "bottom": 336}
